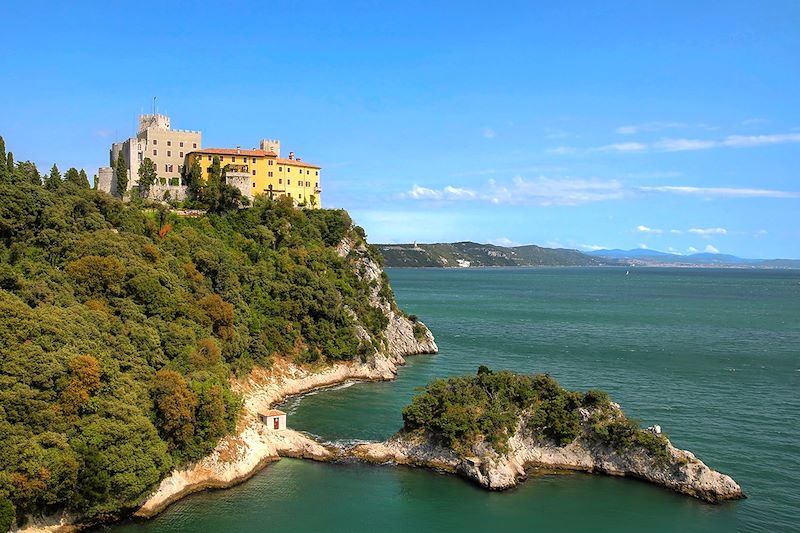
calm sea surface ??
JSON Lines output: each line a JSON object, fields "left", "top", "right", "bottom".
{"left": 111, "top": 267, "right": 800, "bottom": 532}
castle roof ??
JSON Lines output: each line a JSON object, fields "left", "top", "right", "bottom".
{"left": 190, "top": 148, "right": 321, "bottom": 168}
{"left": 192, "top": 147, "right": 277, "bottom": 157}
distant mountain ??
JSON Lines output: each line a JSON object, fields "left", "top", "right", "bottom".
{"left": 377, "top": 242, "right": 613, "bottom": 268}
{"left": 588, "top": 248, "right": 800, "bottom": 268}
{"left": 587, "top": 248, "right": 677, "bottom": 259}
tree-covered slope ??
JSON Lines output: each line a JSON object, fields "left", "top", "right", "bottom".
{"left": 0, "top": 140, "right": 401, "bottom": 526}
{"left": 377, "top": 242, "right": 611, "bottom": 268}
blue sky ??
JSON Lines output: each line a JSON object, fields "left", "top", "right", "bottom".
{"left": 2, "top": 1, "right": 799, "bottom": 258}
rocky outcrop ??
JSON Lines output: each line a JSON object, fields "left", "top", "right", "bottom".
{"left": 352, "top": 410, "right": 744, "bottom": 504}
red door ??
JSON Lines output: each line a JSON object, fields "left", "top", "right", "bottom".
{"left": 274, "top": 417, "right": 280, "bottom": 430}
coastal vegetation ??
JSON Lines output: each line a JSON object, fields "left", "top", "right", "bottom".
{"left": 0, "top": 137, "right": 396, "bottom": 525}
{"left": 402, "top": 367, "right": 669, "bottom": 459}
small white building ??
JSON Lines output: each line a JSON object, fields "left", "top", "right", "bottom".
{"left": 260, "top": 409, "right": 287, "bottom": 431}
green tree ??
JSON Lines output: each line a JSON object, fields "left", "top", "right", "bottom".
{"left": 78, "top": 169, "right": 90, "bottom": 189}
{"left": 137, "top": 157, "right": 157, "bottom": 197}
{"left": 5, "top": 152, "right": 13, "bottom": 175}
{"left": 45, "top": 164, "right": 61, "bottom": 191}
{"left": 115, "top": 152, "right": 128, "bottom": 197}
{"left": 64, "top": 167, "right": 81, "bottom": 187}
{"left": 0, "top": 135, "right": 6, "bottom": 181}
{"left": 151, "top": 370, "right": 198, "bottom": 450}
{"left": 15, "top": 161, "right": 41, "bottom": 185}
{"left": 185, "top": 157, "right": 203, "bottom": 200}
{"left": 0, "top": 496, "right": 15, "bottom": 532}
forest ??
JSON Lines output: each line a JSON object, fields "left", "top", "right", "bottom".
{"left": 0, "top": 136, "right": 392, "bottom": 528}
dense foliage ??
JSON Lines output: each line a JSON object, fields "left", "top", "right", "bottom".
{"left": 0, "top": 137, "right": 394, "bottom": 525}
{"left": 402, "top": 367, "right": 668, "bottom": 458}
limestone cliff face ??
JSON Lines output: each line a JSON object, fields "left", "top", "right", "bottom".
{"left": 337, "top": 235, "right": 438, "bottom": 357}
{"left": 353, "top": 407, "right": 744, "bottom": 504}
{"left": 134, "top": 235, "right": 437, "bottom": 519}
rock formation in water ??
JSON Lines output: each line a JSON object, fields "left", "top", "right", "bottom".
{"left": 352, "top": 371, "right": 744, "bottom": 504}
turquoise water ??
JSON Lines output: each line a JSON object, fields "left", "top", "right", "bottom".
{"left": 112, "top": 267, "right": 800, "bottom": 532}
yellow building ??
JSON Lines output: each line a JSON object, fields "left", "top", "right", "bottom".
{"left": 186, "top": 146, "right": 322, "bottom": 208}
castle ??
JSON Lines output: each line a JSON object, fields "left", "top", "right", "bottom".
{"left": 98, "top": 114, "right": 322, "bottom": 207}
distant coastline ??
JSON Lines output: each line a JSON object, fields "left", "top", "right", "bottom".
{"left": 377, "top": 242, "right": 800, "bottom": 269}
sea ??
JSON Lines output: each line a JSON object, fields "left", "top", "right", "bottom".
{"left": 110, "top": 267, "right": 800, "bottom": 532}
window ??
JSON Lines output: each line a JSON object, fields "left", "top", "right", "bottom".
{"left": 306, "top": 181, "right": 310, "bottom": 187}
{"left": 268, "top": 171, "right": 273, "bottom": 177}
{"left": 287, "top": 193, "right": 291, "bottom": 198}
{"left": 153, "top": 149, "right": 157, "bottom": 156}
{"left": 138, "top": 153, "right": 143, "bottom": 162}
{"left": 180, "top": 142, "right": 184, "bottom": 147}
{"left": 278, "top": 178, "right": 282, "bottom": 184}
{"left": 153, "top": 140, "right": 157, "bottom": 145}
{"left": 252, "top": 158, "right": 256, "bottom": 163}
{"left": 306, "top": 170, "right": 310, "bottom": 174}
{"left": 179, "top": 152, "right": 183, "bottom": 157}
{"left": 252, "top": 170, "right": 256, "bottom": 175}
{"left": 252, "top": 183, "right": 256, "bottom": 187}
{"left": 167, "top": 140, "right": 171, "bottom": 146}
{"left": 268, "top": 160, "right": 273, "bottom": 166}
{"left": 193, "top": 143, "right": 197, "bottom": 148}
{"left": 167, "top": 150, "right": 171, "bottom": 157}
{"left": 165, "top": 164, "right": 168, "bottom": 172}
{"left": 315, "top": 171, "right": 319, "bottom": 176}
{"left": 315, "top": 182, "right": 318, "bottom": 188}
{"left": 287, "top": 167, "right": 291, "bottom": 172}
{"left": 287, "top": 179, "right": 291, "bottom": 185}
{"left": 232, "top": 156, "right": 236, "bottom": 162}
{"left": 207, "top": 155, "right": 212, "bottom": 161}
{"left": 278, "top": 166, "right": 282, "bottom": 171}
{"left": 220, "top": 156, "right": 224, "bottom": 161}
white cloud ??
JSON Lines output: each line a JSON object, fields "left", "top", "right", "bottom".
{"left": 639, "top": 186, "right": 800, "bottom": 199}
{"left": 598, "top": 142, "right": 648, "bottom": 153}
{"left": 580, "top": 244, "right": 607, "bottom": 251}
{"left": 404, "top": 176, "right": 625, "bottom": 206}
{"left": 638, "top": 243, "right": 649, "bottom": 249}
{"left": 546, "top": 146, "right": 577, "bottom": 155}
{"left": 553, "top": 131, "right": 800, "bottom": 155}
{"left": 490, "top": 237, "right": 522, "bottom": 247}
{"left": 667, "top": 247, "right": 683, "bottom": 255}
{"left": 670, "top": 229, "right": 682, "bottom": 234}
{"left": 405, "top": 185, "right": 477, "bottom": 201}
{"left": 688, "top": 227, "right": 727, "bottom": 237}
{"left": 483, "top": 128, "right": 497, "bottom": 139}
{"left": 616, "top": 122, "right": 688, "bottom": 135}
{"left": 687, "top": 246, "right": 699, "bottom": 253}
{"left": 653, "top": 138, "right": 717, "bottom": 151}
{"left": 723, "top": 133, "right": 800, "bottom": 147}
{"left": 636, "top": 225, "right": 663, "bottom": 234}
{"left": 704, "top": 244, "right": 720, "bottom": 253}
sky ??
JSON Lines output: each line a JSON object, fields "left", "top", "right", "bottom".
{"left": 1, "top": 1, "right": 799, "bottom": 258}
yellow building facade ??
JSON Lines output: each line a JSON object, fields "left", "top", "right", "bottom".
{"left": 186, "top": 147, "right": 322, "bottom": 208}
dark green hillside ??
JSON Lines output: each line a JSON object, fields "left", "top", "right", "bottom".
{"left": 378, "top": 242, "right": 610, "bottom": 268}
{"left": 0, "top": 138, "right": 395, "bottom": 524}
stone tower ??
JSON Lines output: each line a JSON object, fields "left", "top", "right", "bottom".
{"left": 260, "top": 139, "right": 281, "bottom": 157}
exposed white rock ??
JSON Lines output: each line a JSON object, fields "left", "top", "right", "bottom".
{"left": 352, "top": 415, "right": 744, "bottom": 503}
